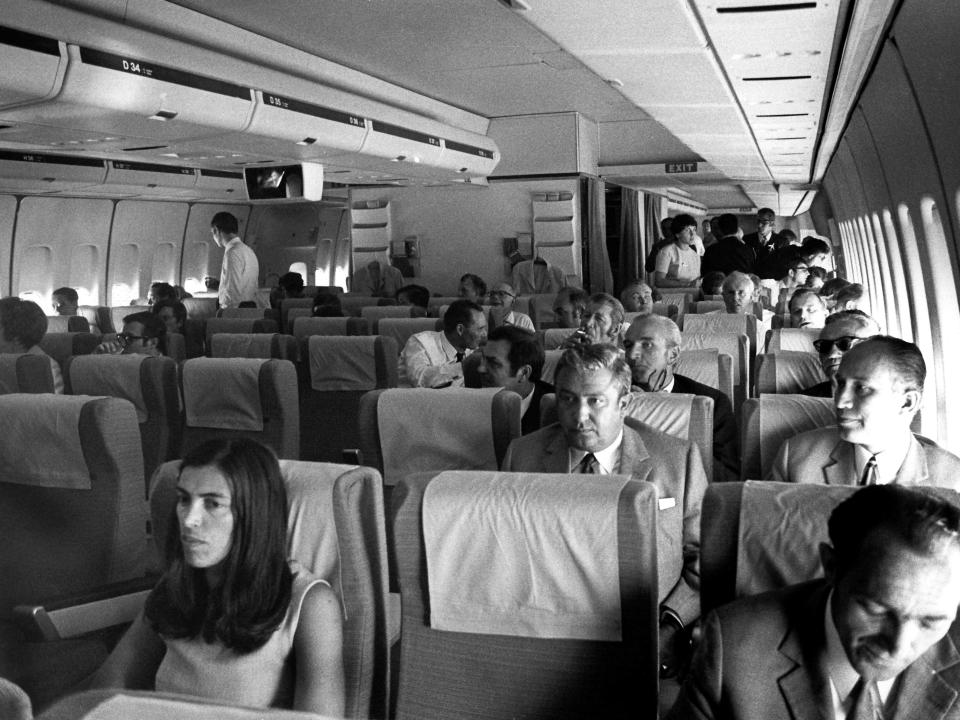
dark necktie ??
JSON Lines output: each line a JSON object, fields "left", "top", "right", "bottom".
{"left": 577, "top": 453, "right": 600, "bottom": 474}
{"left": 860, "top": 455, "right": 878, "bottom": 486}
{"left": 846, "top": 677, "right": 881, "bottom": 720}
{"left": 455, "top": 351, "right": 464, "bottom": 363}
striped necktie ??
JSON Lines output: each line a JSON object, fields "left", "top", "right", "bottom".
{"left": 577, "top": 453, "right": 600, "bottom": 474}
{"left": 860, "top": 455, "right": 878, "bottom": 486}
{"left": 846, "top": 677, "right": 881, "bottom": 720}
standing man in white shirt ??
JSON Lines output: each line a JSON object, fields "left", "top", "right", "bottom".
{"left": 210, "top": 212, "right": 259, "bottom": 308}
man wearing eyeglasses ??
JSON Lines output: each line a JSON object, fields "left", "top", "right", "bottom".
{"left": 488, "top": 281, "right": 534, "bottom": 331}
{"left": 94, "top": 311, "right": 166, "bottom": 356}
{"left": 802, "top": 310, "right": 881, "bottom": 397}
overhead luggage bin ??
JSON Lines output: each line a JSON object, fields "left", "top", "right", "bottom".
{"left": 195, "top": 168, "right": 246, "bottom": 199}
{"left": 0, "top": 149, "right": 106, "bottom": 193}
{"left": 0, "top": 26, "right": 66, "bottom": 110}
{"left": 99, "top": 160, "right": 198, "bottom": 197}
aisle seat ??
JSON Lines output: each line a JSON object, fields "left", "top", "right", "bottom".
{"left": 754, "top": 351, "right": 826, "bottom": 395}
{"left": 0, "top": 353, "right": 55, "bottom": 394}
{"left": 209, "top": 333, "right": 298, "bottom": 360}
{"left": 739, "top": 394, "right": 834, "bottom": 481}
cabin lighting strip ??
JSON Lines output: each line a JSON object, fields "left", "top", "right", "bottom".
{"left": 717, "top": 2, "right": 817, "bottom": 12}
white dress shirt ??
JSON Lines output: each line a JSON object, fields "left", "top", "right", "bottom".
{"left": 399, "top": 329, "right": 467, "bottom": 388}
{"left": 218, "top": 237, "right": 260, "bottom": 308}
{"left": 567, "top": 429, "right": 624, "bottom": 474}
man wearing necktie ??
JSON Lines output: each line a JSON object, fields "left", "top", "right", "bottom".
{"left": 501, "top": 343, "right": 707, "bottom": 677}
{"left": 768, "top": 336, "right": 960, "bottom": 490}
{"left": 668, "top": 484, "right": 960, "bottom": 720}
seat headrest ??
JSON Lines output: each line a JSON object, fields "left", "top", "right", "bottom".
{"left": 182, "top": 358, "right": 267, "bottom": 431}
{"left": 308, "top": 336, "right": 381, "bottom": 391}
{"left": 68, "top": 354, "right": 150, "bottom": 422}
{"left": 210, "top": 333, "right": 277, "bottom": 359}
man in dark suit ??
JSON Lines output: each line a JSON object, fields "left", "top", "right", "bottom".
{"left": 501, "top": 343, "right": 707, "bottom": 674}
{"left": 477, "top": 325, "right": 552, "bottom": 435}
{"left": 701, "top": 213, "right": 756, "bottom": 276}
{"left": 770, "top": 336, "right": 960, "bottom": 489}
{"left": 741, "top": 207, "right": 780, "bottom": 279}
{"left": 668, "top": 484, "right": 960, "bottom": 720}
{"left": 624, "top": 314, "right": 739, "bottom": 482}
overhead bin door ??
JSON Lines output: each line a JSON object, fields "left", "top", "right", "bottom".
{"left": 0, "top": 26, "right": 66, "bottom": 110}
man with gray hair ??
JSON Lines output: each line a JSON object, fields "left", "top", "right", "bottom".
{"left": 802, "top": 310, "right": 881, "bottom": 397}
{"left": 572, "top": 292, "right": 626, "bottom": 346}
{"left": 502, "top": 342, "right": 707, "bottom": 677}
{"left": 624, "top": 315, "right": 738, "bottom": 481}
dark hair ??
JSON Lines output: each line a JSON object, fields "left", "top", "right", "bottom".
{"left": 820, "top": 277, "right": 851, "bottom": 298}
{"left": 717, "top": 213, "right": 739, "bottom": 237}
{"left": 828, "top": 485, "right": 960, "bottom": 572}
{"left": 152, "top": 298, "right": 187, "bottom": 332}
{"left": 670, "top": 214, "right": 697, "bottom": 236}
{"left": 823, "top": 309, "right": 878, "bottom": 331}
{"left": 312, "top": 292, "right": 343, "bottom": 317}
{"left": 835, "top": 283, "right": 865, "bottom": 306}
{"left": 702, "top": 271, "right": 726, "bottom": 295}
{"left": 123, "top": 311, "right": 168, "bottom": 355}
{"left": 847, "top": 335, "right": 926, "bottom": 392}
{"left": 396, "top": 284, "right": 430, "bottom": 309}
{"left": 776, "top": 229, "right": 797, "bottom": 247}
{"left": 556, "top": 343, "right": 631, "bottom": 398}
{"left": 757, "top": 208, "right": 776, "bottom": 222}
{"left": 800, "top": 236, "right": 830, "bottom": 259}
{"left": 459, "top": 273, "right": 487, "bottom": 298}
{"left": 145, "top": 439, "right": 292, "bottom": 653}
{"left": 554, "top": 287, "right": 588, "bottom": 313}
{"left": 487, "top": 325, "right": 544, "bottom": 382}
{"left": 0, "top": 297, "right": 47, "bottom": 349}
{"left": 443, "top": 299, "right": 483, "bottom": 333}
{"left": 278, "top": 272, "right": 305, "bottom": 296}
{"left": 806, "top": 266, "right": 827, "bottom": 282}
{"left": 149, "top": 282, "right": 178, "bottom": 303}
{"left": 52, "top": 287, "right": 78, "bottom": 305}
{"left": 211, "top": 212, "right": 239, "bottom": 235}
{"left": 788, "top": 288, "right": 825, "bottom": 311}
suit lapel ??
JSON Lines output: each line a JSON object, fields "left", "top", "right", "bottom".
{"left": 618, "top": 422, "right": 651, "bottom": 479}
{"left": 544, "top": 427, "right": 573, "bottom": 473}
{"left": 895, "top": 435, "right": 929, "bottom": 486}
{"left": 823, "top": 439, "right": 856, "bottom": 486}
{"left": 777, "top": 586, "right": 832, "bottom": 720}
{"left": 887, "top": 630, "right": 960, "bottom": 720}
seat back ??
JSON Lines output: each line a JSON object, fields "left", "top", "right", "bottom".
{"left": 740, "top": 394, "right": 834, "bottom": 480}
{"left": 150, "top": 459, "right": 390, "bottom": 720}
{"left": 376, "top": 318, "right": 442, "bottom": 355}
{"left": 37, "top": 332, "right": 101, "bottom": 368}
{"left": 165, "top": 332, "right": 187, "bottom": 363}
{"left": 340, "top": 294, "right": 380, "bottom": 318}
{"left": 180, "top": 297, "right": 218, "bottom": 323}
{"left": 426, "top": 296, "right": 461, "bottom": 318}
{"left": 0, "top": 353, "right": 55, "bottom": 393}
{"left": 0, "top": 394, "right": 147, "bottom": 616}
{"left": 77, "top": 305, "right": 102, "bottom": 334}
{"left": 65, "top": 355, "right": 181, "bottom": 487}
{"left": 357, "top": 388, "right": 521, "bottom": 485}
{"left": 45, "top": 315, "right": 91, "bottom": 333}
{"left": 625, "top": 393, "right": 714, "bottom": 482}
{"left": 542, "top": 327, "right": 577, "bottom": 350}
{"left": 764, "top": 327, "right": 821, "bottom": 353}
{"left": 681, "top": 331, "right": 749, "bottom": 410}
{"left": 181, "top": 358, "right": 300, "bottom": 459}
{"left": 701, "top": 481, "right": 858, "bottom": 616}
{"left": 682, "top": 313, "right": 757, "bottom": 354}
{"left": 691, "top": 300, "right": 725, "bottom": 315}
{"left": 676, "top": 349, "right": 735, "bottom": 408}
{"left": 658, "top": 291, "right": 699, "bottom": 324}
{"left": 527, "top": 293, "right": 559, "bottom": 330}
{"left": 300, "top": 335, "right": 399, "bottom": 462}
{"left": 217, "top": 307, "right": 268, "bottom": 319}
{"left": 205, "top": 317, "right": 279, "bottom": 352}
{"left": 754, "top": 351, "right": 826, "bottom": 394}
{"left": 361, "top": 305, "right": 415, "bottom": 328}
{"left": 391, "top": 470, "right": 659, "bottom": 720}
{"left": 103, "top": 305, "right": 152, "bottom": 335}
{"left": 209, "top": 333, "right": 298, "bottom": 360}
{"left": 650, "top": 303, "right": 679, "bottom": 321}
{"left": 279, "top": 298, "right": 317, "bottom": 333}
{"left": 293, "top": 316, "right": 370, "bottom": 340}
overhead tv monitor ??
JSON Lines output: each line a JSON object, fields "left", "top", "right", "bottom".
{"left": 244, "top": 162, "right": 323, "bottom": 200}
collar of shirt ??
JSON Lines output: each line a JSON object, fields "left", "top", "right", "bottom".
{"left": 568, "top": 428, "right": 624, "bottom": 474}
{"left": 853, "top": 433, "right": 912, "bottom": 484}
{"left": 225, "top": 237, "right": 242, "bottom": 249}
{"left": 438, "top": 331, "right": 462, "bottom": 362}
{"left": 822, "top": 589, "right": 896, "bottom": 714}
{"left": 519, "top": 383, "right": 535, "bottom": 420}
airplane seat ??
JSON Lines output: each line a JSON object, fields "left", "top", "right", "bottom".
{"left": 299, "top": 335, "right": 398, "bottom": 463}
{"left": 340, "top": 294, "right": 380, "bottom": 318}
{"left": 292, "top": 316, "right": 369, "bottom": 342}
{"left": 739, "top": 394, "right": 834, "bottom": 481}
{"left": 0, "top": 353, "right": 55, "bottom": 394}
{"left": 361, "top": 305, "right": 415, "bottom": 330}
{"left": 310, "top": 285, "right": 345, "bottom": 295}
{"left": 754, "top": 351, "right": 826, "bottom": 394}
{"left": 45, "top": 315, "right": 91, "bottom": 334}
{"left": 0, "top": 677, "right": 30, "bottom": 720}
{"left": 511, "top": 295, "right": 531, "bottom": 317}
{"left": 700, "top": 481, "right": 856, "bottom": 616}
{"left": 180, "top": 358, "right": 299, "bottom": 460}
{"left": 426, "top": 296, "right": 460, "bottom": 319}
{"left": 209, "top": 333, "right": 298, "bottom": 360}
{"left": 681, "top": 332, "right": 749, "bottom": 412}
{"left": 653, "top": 302, "right": 680, "bottom": 321}
{"left": 64, "top": 354, "right": 181, "bottom": 489}
{"left": 76, "top": 306, "right": 102, "bottom": 334}
{"left": 279, "top": 298, "right": 316, "bottom": 333}
{"left": 390, "top": 470, "right": 659, "bottom": 719}
{"left": 764, "top": 327, "right": 820, "bottom": 353}
{"left": 676, "top": 348, "right": 735, "bottom": 409}
{"left": 103, "top": 306, "right": 151, "bottom": 336}
{"left": 164, "top": 332, "right": 186, "bottom": 363}
{"left": 770, "top": 312, "right": 792, "bottom": 330}
{"left": 37, "top": 332, "right": 100, "bottom": 369}
{"left": 150, "top": 459, "right": 390, "bottom": 720}
{"left": 682, "top": 313, "right": 757, "bottom": 357}
{"left": 180, "top": 298, "right": 218, "bottom": 323}
{"left": 658, "top": 291, "right": 700, "bottom": 325}
{"left": 527, "top": 293, "right": 557, "bottom": 330}
{"left": 217, "top": 307, "right": 268, "bottom": 319}
{"left": 374, "top": 318, "right": 442, "bottom": 356}
{"left": 204, "top": 317, "right": 280, "bottom": 354}
{"left": 540, "top": 348, "right": 563, "bottom": 385}
{"left": 691, "top": 300, "right": 725, "bottom": 315}
{"left": 357, "top": 388, "right": 521, "bottom": 487}
{"left": 542, "top": 327, "right": 577, "bottom": 350}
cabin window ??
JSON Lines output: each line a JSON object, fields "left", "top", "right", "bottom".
{"left": 110, "top": 244, "right": 140, "bottom": 307}
{"left": 17, "top": 245, "right": 52, "bottom": 304}
{"left": 289, "top": 262, "right": 308, "bottom": 281}
{"left": 882, "top": 209, "right": 912, "bottom": 341}
{"left": 69, "top": 244, "right": 100, "bottom": 308}
{"left": 897, "top": 203, "right": 937, "bottom": 439}
{"left": 857, "top": 216, "right": 884, "bottom": 323}
{"left": 870, "top": 213, "right": 898, "bottom": 337}
{"left": 919, "top": 197, "right": 960, "bottom": 450}
{"left": 183, "top": 241, "right": 214, "bottom": 295}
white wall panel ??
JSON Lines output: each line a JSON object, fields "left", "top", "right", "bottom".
{"left": 0, "top": 195, "right": 16, "bottom": 297}
{"left": 110, "top": 201, "right": 189, "bottom": 305}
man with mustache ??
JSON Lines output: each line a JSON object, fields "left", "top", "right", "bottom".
{"left": 768, "top": 336, "right": 960, "bottom": 488}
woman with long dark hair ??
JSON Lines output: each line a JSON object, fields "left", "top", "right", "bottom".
{"left": 90, "top": 439, "right": 345, "bottom": 715}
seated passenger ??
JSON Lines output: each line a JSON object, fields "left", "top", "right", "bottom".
{"left": 799, "top": 235, "right": 832, "bottom": 270}
{"left": 654, "top": 214, "right": 702, "bottom": 289}
{"left": 501, "top": 343, "right": 706, "bottom": 676}
{"left": 552, "top": 287, "right": 587, "bottom": 329}
{"left": 769, "top": 336, "right": 960, "bottom": 488}
{"left": 270, "top": 271, "right": 305, "bottom": 309}
{"left": 479, "top": 325, "right": 551, "bottom": 435}
{"left": 804, "top": 265, "right": 826, "bottom": 290}
{"left": 88, "top": 439, "right": 345, "bottom": 715}
{"left": 312, "top": 292, "right": 343, "bottom": 318}
{"left": 802, "top": 310, "right": 881, "bottom": 397}
{"left": 624, "top": 315, "right": 739, "bottom": 482}
{"left": 668, "top": 484, "right": 960, "bottom": 720}
{"left": 772, "top": 252, "right": 809, "bottom": 309}
{"left": 148, "top": 282, "right": 178, "bottom": 306}
{"left": 95, "top": 311, "right": 166, "bottom": 357}
{"left": 0, "top": 297, "right": 63, "bottom": 393}
{"left": 488, "top": 281, "right": 534, "bottom": 331}
{"left": 458, "top": 273, "right": 487, "bottom": 304}
{"left": 399, "top": 299, "right": 487, "bottom": 388}
{"left": 701, "top": 271, "right": 725, "bottom": 297}
{"left": 788, "top": 288, "right": 828, "bottom": 329}
{"left": 620, "top": 280, "right": 657, "bottom": 315}
{"left": 566, "top": 293, "right": 626, "bottom": 347}
{"left": 153, "top": 298, "right": 187, "bottom": 336}
{"left": 51, "top": 286, "right": 79, "bottom": 316}
{"left": 834, "top": 282, "right": 866, "bottom": 313}
{"left": 716, "top": 271, "right": 755, "bottom": 316}
{"left": 395, "top": 284, "right": 430, "bottom": 317}
{"left": 819, "top": 277, "right": 851, "bottom": 311}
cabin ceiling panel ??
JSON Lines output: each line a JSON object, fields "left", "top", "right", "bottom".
{"left": 598, "top": 121, "right": 700, "bottom": 166}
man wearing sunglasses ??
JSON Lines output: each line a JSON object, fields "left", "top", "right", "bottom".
{"left": 802, "top": 310, "right": 880, "bottom": 397}
{"left": 94, "top": 311, "right": 166, "bottom": 357}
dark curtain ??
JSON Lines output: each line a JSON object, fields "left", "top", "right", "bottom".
{"left": 618, "top": 187, "right": 641, "bottom": 289}
{"left": 643, "top": 193, "right": 666, "bottom": 282}
{"left": 580, "top": 176, "right": 613, "bottom": 294}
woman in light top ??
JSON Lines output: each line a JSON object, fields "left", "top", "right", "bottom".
{"left": 90, "top": 439, "right": 345, "bottom": 715}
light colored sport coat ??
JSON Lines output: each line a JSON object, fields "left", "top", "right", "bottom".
{"left": 501, "top": 417, "right": 706, "bottom": 625}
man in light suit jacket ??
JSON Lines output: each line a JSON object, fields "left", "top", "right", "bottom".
{"left": 668, "top": 484, "right": 960, "bottom": 720}
{"left": 769, "top": 336, "right": 960, "bottom": 488}
{"left": 501, "top": 343, "right": 707, "bottom": 675}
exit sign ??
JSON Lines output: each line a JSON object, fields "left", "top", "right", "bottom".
{"left": 665, "top": 162, "right": 698, "bottom": 174}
